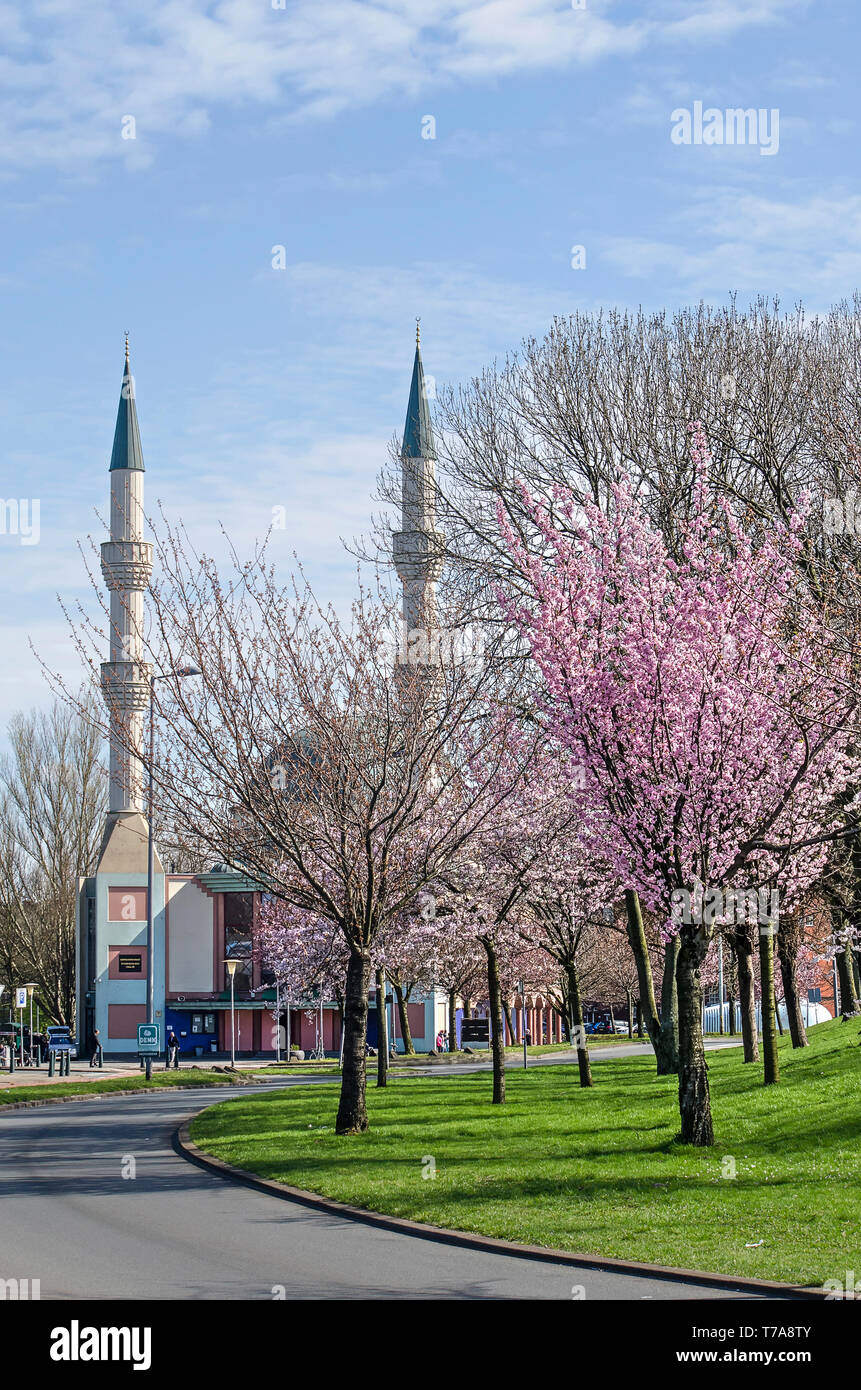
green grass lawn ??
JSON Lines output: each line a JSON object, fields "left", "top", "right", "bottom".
{"left": 190, "top": 1018, "right": 861, "bottom": 1287}
{"left": 0, "top": 1069, "right": 256, "bottom": 1105}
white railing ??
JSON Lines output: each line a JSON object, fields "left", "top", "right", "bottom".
{"left": 702, "top": 999, "right": 829, "bottom": 1033}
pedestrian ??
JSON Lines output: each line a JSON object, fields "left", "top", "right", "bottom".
{"left": 89, "top": 1027, "right": 103, "bottom": 1068}
{"left": 166, "top": 1029, "right": 180, "bottom": 1069}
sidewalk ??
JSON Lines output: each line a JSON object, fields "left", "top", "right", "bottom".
{"left": 0, "top": 1060, "right": 167, "bottom": 1089}
{"left": 0, "top": 1056, "right": 290, "bottom": 1089}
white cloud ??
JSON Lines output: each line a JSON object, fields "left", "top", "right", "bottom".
{"left": 602, "top": 185, "right": 861, "bottom": 303}
{"left": 0, "top": 0, "right": 806, "bottom": 172}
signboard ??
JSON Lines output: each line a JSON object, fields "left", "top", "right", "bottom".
{"left": 14, "top": 987, "right": 27, "bottom": 1009}
{"left": 137, "top": 1023, "right": 160, "bottom": 1054}
{"left": 461, "top": 1017, "right": 490, "bottom": 1046}
{"left": 117, "top": 953, "right": 143, "bottom": 974}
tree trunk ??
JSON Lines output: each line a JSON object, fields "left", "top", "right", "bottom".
{"left": 567, "top": 961, "right": 592, "bottom": 1088}
{"left": 659, "top": 933, "right": 680, "bottom": 1072}
{"left": 758, "top": 924, "right": 780, "bottom": 1085}
{"left": 624, "top": 888, "right": 676, "bottom": 1073}
{"left": 777, "top": 924, "right": 807, "bottom": 1048}
{"left": 393, "top": 981, "right": 415, "bottom": 1055}
{"left": 732, "top": 924, "right": 760, "bottom": 1063}
{"left": 636, "top": 997, "right": 644, "bottom": 1038}
{"left": 726, "top": 991, "right": 736, "bottom": 1035}
{"left": 676, "top": 925, "right": 714, "bottom": 1146}
{"left": 626, "top": 987, "right": 633, "bottom": 1038}
{"left": 336, "top": 947, "right": 372, "bottom": 1133}
{"left": 448, "top": 988, "right": 457, "bottom": 1051}
{"left": 482, "top": 938, "right": 505, "bottom": 1104}
{"left": 375, "top": 967, "right": 388, "bottom": 1089}
{"left": 837, "top": 943, "right": 860, "bottom": 1014}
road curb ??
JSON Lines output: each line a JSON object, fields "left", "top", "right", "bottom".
{"left": 175, "top": 1114, "right": 826, "bottom": 1300}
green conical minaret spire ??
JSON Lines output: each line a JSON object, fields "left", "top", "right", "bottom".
{"left": 109, "top": 335, "right": 145, "bottom": 471}
{"left": 401, "top": 318, "right": 437, "bottom": 460}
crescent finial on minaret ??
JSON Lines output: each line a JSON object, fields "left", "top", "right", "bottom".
{"left": 416, "top": 316, "right": 421, "bottom": 349}
{"left": 124, "top": 331, "right": 130, "bottom": 367}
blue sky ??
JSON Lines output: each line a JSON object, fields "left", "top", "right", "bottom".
{"left": 1, "top": 0, "right": 859, "bottom": 726}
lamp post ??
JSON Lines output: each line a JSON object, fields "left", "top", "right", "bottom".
{"left": 144, "top": 666, "right": 200, "bottom": 1080}
{"left": 275, "top": 979, "right": 281, "bottom": 1064}
{"left": 225, "top": 959, "right": 239, "bottom": 1068}
{"left": 519, "top": 980, "right": 527, "bottom": 1070}
{"left": 23, "top": 984, "right": 37, "bottom": 1066}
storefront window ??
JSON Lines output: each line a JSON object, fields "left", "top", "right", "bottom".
{"left": 224, "top": 892, "right": 253, "bottom": 997}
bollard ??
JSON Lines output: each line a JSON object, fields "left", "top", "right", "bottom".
{"left": 48, "top": 1050, "right": 55, "bottom": 1077}
{"left": 64, "top": 1050, "right": 71, "bottom": 1076}
{"left": 8, "top": 1048, "right": 13, "bottom": 1074}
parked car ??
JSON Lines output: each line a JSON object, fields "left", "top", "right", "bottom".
{"left": 614, "top": 1020, "right": 631, "bottom": 1034}
{"left": 45, "top": 1025, "right": 78, "bottom": 1058}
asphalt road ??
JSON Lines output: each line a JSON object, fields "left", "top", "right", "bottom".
{"left": 0, "top": 1058, "right": 782, "bottom": 1302}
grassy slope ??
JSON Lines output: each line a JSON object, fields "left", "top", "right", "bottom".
{"left": 191, "top": 1019, "right": 861, "bottom": 1286}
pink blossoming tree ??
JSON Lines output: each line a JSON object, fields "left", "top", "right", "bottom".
{"left": 499, "top": 425, "right": 858, "bottom": 1144}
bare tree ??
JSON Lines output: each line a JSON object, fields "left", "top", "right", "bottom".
{"left": 59, "top": 521, "right": 536, "bottom": 1133}
{"left": 0, "top": 699, "right": 106, "bottom": 1027}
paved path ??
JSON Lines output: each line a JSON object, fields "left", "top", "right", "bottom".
{"left": 0, "top": 1038, "right": 741, "bottom": 1089}
{"left": 0, "top": 1075, "right": 780, "bottom": 1302}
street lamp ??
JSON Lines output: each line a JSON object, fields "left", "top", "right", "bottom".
{"left": 23, "top": 984, "right": 38, "bottom": 1067}
{"left": 144, "top": 665, "right": 200, "bottom": 1080}
{"left": 224, "top": 959, "right": 240, "bottom": 1068}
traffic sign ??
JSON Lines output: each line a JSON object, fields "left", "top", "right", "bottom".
{"left": 137, "top": 1023, "right": 160, "bottom": 1054}
{"left": 14, "top": 987, "right": 27, "bottom": 1009}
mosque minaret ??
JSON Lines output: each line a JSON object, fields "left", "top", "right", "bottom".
{"left": 392, "top": 322, "right": 444, "bottom": 658}
{"left": 97, "top": 338, "right": 154, "bottom": 868}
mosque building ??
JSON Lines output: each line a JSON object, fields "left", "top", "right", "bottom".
{"left": 75, "top": 334, "right": 455, "bottom": 1059}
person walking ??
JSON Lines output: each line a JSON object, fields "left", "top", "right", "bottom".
{"left": 166, "top": 1029, "right": 180, "bottom": 1069}
{"left": 89, "top": 1027, "right": 103, "bottom": 1068}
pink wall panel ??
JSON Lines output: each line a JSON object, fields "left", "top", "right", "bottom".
{"left": 108, "top": 888, "right": 148, "bottom": 922}
{"left": 108, "top": 1003, "right": 147, "bottom": 1039}
{"left": 407, "top": 1002, "right": 425, "bottom": 1039}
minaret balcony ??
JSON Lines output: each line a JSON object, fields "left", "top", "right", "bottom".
{"left": 100, "top": 540, "right": 153, "bottom": 591}
{"left": 392, "top": 529, "right": 445, "bottom": 584}
{"left": 100, "top": 661, "right": 152, "bottom": 713}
